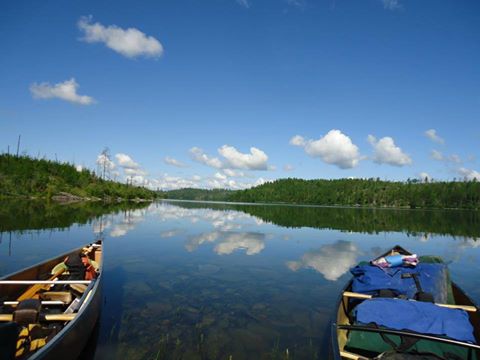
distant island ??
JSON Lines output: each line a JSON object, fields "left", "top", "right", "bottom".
{"left": 0, "top": 154, "right": 157, "bottom": 201}
{"left": 164, "top": 178, "right": 480, "bottom": 210}
{"left": 1, "top": 154, "right": 479, "bottom": 210}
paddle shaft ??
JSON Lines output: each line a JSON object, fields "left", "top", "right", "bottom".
{"left": 343, "top": 291, "right": 477, "bottom": 312}
{"left": 15, "top": 268, "right": 65, "bottom": 301}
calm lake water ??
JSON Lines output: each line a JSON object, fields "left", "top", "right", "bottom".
{"left": 1, "top": 200, "right": 479, "bottom": 359}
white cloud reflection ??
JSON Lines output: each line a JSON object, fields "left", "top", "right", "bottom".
{"left": 92, "top": 219, "right": 111, "bottom": 234}
{"left": 160, "top": 229, "right": 184, "bottom": 238}
{"left": 215, "top": 232, "right": 265, "bottom": 255}
{"left": 286, "top": 240, "right": 359, "bottom": 281}
{"left": 186, "top": 231, "right": 266, "bottom": 256}
{"left": 109, "top": 209, "right": 147, "bottom": 237}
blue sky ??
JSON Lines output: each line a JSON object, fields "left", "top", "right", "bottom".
{"left": 1, "top": 0, "right": 479, "bottom": 189}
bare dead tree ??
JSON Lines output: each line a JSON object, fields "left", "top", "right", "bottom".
{"left": 97, "top": 147, "right": 112, "bottom": 180}
{"left": 16, "top": 135, "right": 21, "bottom": 157}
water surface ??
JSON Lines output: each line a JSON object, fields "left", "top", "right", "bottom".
{"left": 1, "top": 200, "right": 479, "bottom": 359}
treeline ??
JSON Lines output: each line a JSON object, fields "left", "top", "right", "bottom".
{"left": 0, "top": 154, "right": 157, "bottom": 200}
{"left": 166, "top": 178, "right": 480, "bottom": 210}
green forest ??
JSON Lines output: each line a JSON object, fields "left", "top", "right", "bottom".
{"left": 166, "top": 178, "right": 480, "bottom": 210}
{"left": 0, "top": 154, "right": 157, "bottom": 201}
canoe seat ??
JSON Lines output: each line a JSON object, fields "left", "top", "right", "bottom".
{"left": 40, "top": 292, "right": 72, "bottom": 304}
{"left": 69, "top": 284, "right": 87, "bottom": 294}
{"left": 13, "top": 299, "right": 41, "bottom": 326}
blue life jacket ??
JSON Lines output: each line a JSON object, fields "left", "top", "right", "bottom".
{"left": 350, "top": 263, "right": 449, "bottom": 304}
{"left": 354, "top": 298, "right": 476, "bottom": 344}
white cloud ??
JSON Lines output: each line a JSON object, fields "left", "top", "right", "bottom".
{"left": 253, "top": 177, "right": 267, "bottom": 187}
{"left": 457, "top": 167, "right": 480, "bottom": 181}
{"left": 190, "top": 145, "right": 270, "bottom": 171}
{"left": 431, "top": 150, "right": 462, "bottom": 164}
{"left": 431, "top": 150, "right": 444, "bottom": 161}
{"left": 124, "top": 168, "right": 148, "bottom": 176}
{"left": 368, "top": 135, "right": 412, "bottom": 166}
{"left": 219, "top": 145, "right": 269, "bottom": 170}
{"left": 130, "top": 175, "right": 148, "bottom": 185}
{"left": 30, "top": 78, "right": 95, "bottom": 105}
{"left": 189, "top": 147, "right": 223, "bottom": 169}
{"left": 425, "top": 129, "right": 445, "bottom": 144}
{"left": 290, "top": 130, "right": 362, "bottom": 169}
{"left": 223, "top": 169, "right": 247, "bottom": 178}
{"left": 418, "top": 172, "right": 431, "bottom": 182}
{"left": 112, "top": 153, "right": 151, "bottom": 183}
{"left": 115, "top": 153, "right": 140, "bottom": 169}
{"left": 289, "top": 135, "right": 306, "bottom": 147}
{"left": 382, "top": 0, "right": 401, "bottom": 10}
{"left": 96, "top": 153, "right": 116, "bottom": 171}
{"left": 153, "top": 174, "right": 202, "bottom": 190}
{"left": 286, "top": 241, "right": 359, "bottom": 281}
{"left": 283, "top": 164, "right": 294, "bottom": 172}
{"left": 78, "top": 16, "right": 163, "bottom": 59}
{"left": 75, "top": 165, "right": 83, "bottom": 172}
{"left": 214, "top": 172, "right": 227, "bottom": 181}
{"left": 150, "top": 169, "right": 268, "bottom": 191}
{"left": 236, "top": 0, "right": 250, "bottom": 8}
{"left": 448, "top": 154, "right": 462, "bottom": 164}
{"left": 164, "top": 156, "right": 188, "bottom": 168}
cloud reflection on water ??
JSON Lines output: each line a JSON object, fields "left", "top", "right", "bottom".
{"left": 109, "top": 209, "right": 147, "bottom": 237}
{"left": 286, "top": 240, "right": 359, "bottom": 281}
{"left": 186, "top": 231, "right": 266, "bottom": 255}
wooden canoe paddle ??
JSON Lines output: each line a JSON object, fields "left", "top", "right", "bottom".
{"left": 17, "top": 268, "right": 65, "bottom": 302}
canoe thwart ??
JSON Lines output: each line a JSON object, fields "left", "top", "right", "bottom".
{"left": 0, "top": 313, "right": 76, "bottom": 322}
{"left": 0, "top": 280, "right": 92, "bottom": 285}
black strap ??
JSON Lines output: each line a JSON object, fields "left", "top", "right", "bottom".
{"left": 368, "top": 323, "right": 420, "bottom": 353}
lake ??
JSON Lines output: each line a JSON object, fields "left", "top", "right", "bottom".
{"left": 1, "top": 200, "right": 479, "bottom": 359}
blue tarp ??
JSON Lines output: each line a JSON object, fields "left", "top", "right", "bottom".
{"left": 350, "top": 263, "right": 449, "bottom": 304}
{"left": 354, "top": 298, "right": 476, "bottom": 343}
